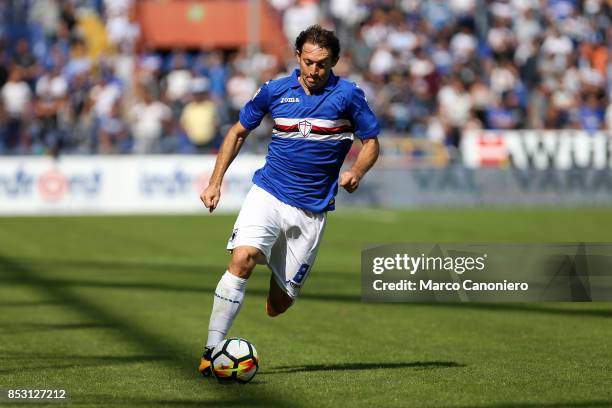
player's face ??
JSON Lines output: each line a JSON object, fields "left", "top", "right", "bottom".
{"left": 296, "top": 42, "right": 337, "bottom": 93}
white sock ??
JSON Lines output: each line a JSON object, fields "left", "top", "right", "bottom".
{"left": 206, "top": 271, "right": 248, "bottom": 348}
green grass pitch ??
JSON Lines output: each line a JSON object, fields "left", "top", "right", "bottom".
{"left": 1, "top": 208, "right": 612, "bottom": 407}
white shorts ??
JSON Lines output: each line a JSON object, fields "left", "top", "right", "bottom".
{"left": 227, "top": 185, "right": 327, "bottom": 299}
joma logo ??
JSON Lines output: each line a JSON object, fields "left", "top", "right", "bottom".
{"left": 280, "top": 97, "right": 300, "bottom": 103}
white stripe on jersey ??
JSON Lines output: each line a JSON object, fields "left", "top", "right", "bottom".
{"left": 273, "top": 118, "right": 353, "bottom": 128}
{"left": 272, "top": 131, "right": 354, "bottom": 141}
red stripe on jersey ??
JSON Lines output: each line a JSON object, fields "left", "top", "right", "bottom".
{"left": 274, "top": 124, "right": 298, "bottom": 132}
{"left": 310, "top": 125, "right": 354, "bottom": 134}
{"left": 273, "top": 124, "right": 354, "bottom": 135}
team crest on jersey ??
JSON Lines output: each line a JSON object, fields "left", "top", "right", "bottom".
{"left": 298, "top": 120, "right": 312, "bottom": 137}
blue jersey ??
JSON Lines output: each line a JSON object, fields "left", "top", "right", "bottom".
{"left": 239, "top": 69, "right": 379, "bottom": 213}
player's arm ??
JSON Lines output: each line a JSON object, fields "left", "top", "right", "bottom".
{"left": 340, "top": 137, "right": 379, "bottom": 193}
{"left": 200, "top": 121, "right": 251, "bottom": 212}
{"left": 341, "top": 82, "right": 380, "bottom": 193}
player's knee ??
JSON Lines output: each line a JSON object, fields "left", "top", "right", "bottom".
{"left": 229, "top": 248, "right": 258, "bottom": 278}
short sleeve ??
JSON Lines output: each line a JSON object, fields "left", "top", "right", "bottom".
{"left": 239, "top": 82, "right": 271, "bottom": 130}
{"left": 347, "top": 84, "right": 380, "bottom": 139}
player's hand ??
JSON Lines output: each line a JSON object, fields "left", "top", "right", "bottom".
{"left": 200, "top": 184, "right": 221, "bottom": 213}
{"left": 339, "top": 171, "right": 361, "bottom": 193}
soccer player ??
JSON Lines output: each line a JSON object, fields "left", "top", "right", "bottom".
{"left": 198, "top": 25, "right": 380, "bottom": 376}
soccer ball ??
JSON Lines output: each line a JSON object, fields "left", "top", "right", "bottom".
{"left": 211, "top": 337, "right": 259, "bottom": 383}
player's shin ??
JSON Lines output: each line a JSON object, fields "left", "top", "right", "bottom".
{"left": 206, "top": 270, "right": 248, "bottom": 348}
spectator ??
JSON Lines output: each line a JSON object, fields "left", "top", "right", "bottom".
{"left": 514, "top": 8, "right": 542, "bottom": 45}
{"left": 450, "top": 25, "right": 478, "bottom": 64}
{"left": 164, "top": 50, "right": 192, "bottom": 105}
{"left": 1, "top": 66, "right": 32, "bottom": 153}
{"left": 129, "top": 87, "right": 171, "bottom": 154}
{"left": 470, "top": 77, "right": 494, "bottom": 124}
{"left": 490, "top": 58, "right": 520, "bottom": 95}
{"left": 0, "top": 1, "right": 610, "bottom": 156}
{"left": 486, "top": 91, "right": 523, "bottom": 129}
{"left": 12, "top": 38, "right": 38, "bottom": 87}
{"left": 283, "top": 0, "right": 320, "bottom": 44}
{"left": 487, "top": 14, "right": 516, "bottom": 61}
{"left": 66, "top": 71, "right": 94, "bottom": 153}
{"left": 438, "top": 76, "right": 472, "bottom": 146}
{"left": 180, "top": 78, "right": 218, "bottom": 152}
{"left": 98, "top": 100, "right": 129, "bottom": 153}
{"left": 577, "top": 93, "right": 605, "bottom": 131}
{"left": 63, "top": 40, "right": 91, "bottom": 81}
{"left": 89, "top": 71, "right": 122, "bottom": 123}
{"left": 422, "top": 0, "right": 453, "bottom": 31}
{"left": 33, "top": 64, "right": 68, "bottom": 154}
{"left": 369, "top": 44, "right": 396, "bottom": 76}
{"left": 105, "top": 0, "right": 139, "bottom": 53}
{"left": 226, "top": 68, "right": 257, "bottom": 122}
{"left": 541, "top": 27, "right": 573, "bottom": 57}
{"left": 207, "top": 51, "right": 228, "bottom": 101}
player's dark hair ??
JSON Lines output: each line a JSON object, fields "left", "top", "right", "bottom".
{"left": 295, "top": 25, "right": 340, "bottom": 62}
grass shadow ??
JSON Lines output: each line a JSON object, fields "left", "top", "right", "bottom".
{"left": 73, "top": 395, "right": 277, "bottom": 407}
{"left": 4, "top": 265, "right": 612, "bottom": 321}
{"left": 0, "top": 322, "right": 116, "bottom": 334}
{"left": 445, "top": 401, "right": 612, "bottom": 408}
{"left": 3, "top": 255, "right": 354, "bottom": 280}
{"left": 0, "top": 354, "right": 174, "bottom": 374}
{"left": 4, "top": 270, "right": 611, "bottom": 320}
{"left": 0, "top": 300, "right": 63, "bottom": 307}
{"left": 0, "top": 254, "right": 292, "bottom": 408}
{"left": 0, "top": 275, "right": 362, "bottom": 303}
{"left": 422, "top": 302, "right": 612, "bottom": 319}
{"left": 265, "top": 361, "right": 465, "bottom": 374}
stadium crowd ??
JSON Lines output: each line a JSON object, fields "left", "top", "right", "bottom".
{"left": 0, "top": 0, "right": 610, "bottom": 156}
